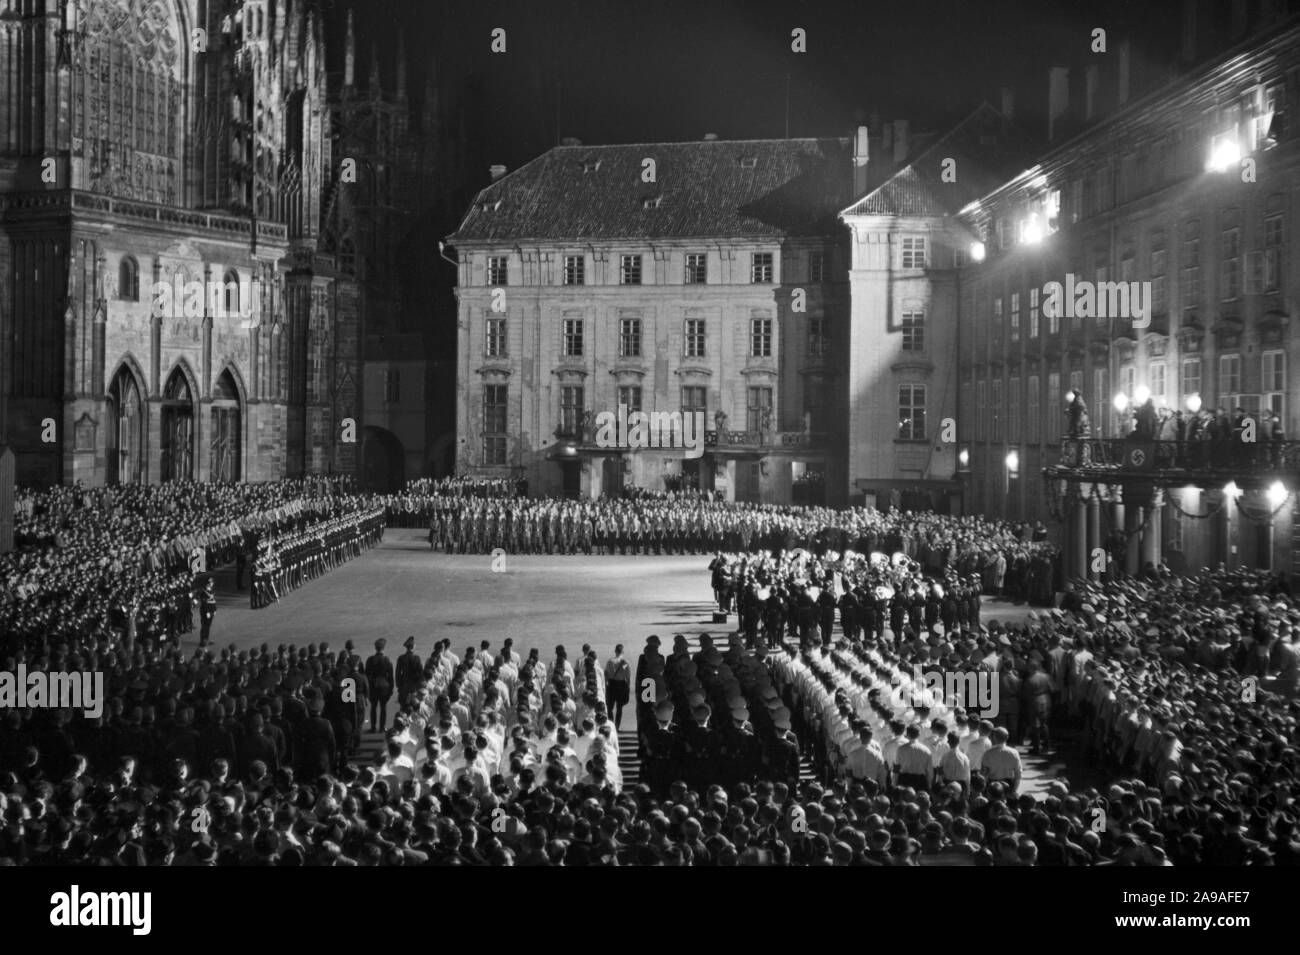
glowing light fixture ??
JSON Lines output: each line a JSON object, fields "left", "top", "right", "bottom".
{"left": 1268, "top": 481, "right": 1287, "bottom": 507}
{"left": 1207, "top": 137, "right": 1242, "bottom": 172}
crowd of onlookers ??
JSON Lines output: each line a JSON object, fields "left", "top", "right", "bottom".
{"left": 1, "top": 556, "right": 1296, "bottom": 863}
{"left": 2, "top": 477, "right": 1297, "bottom": 865}
{"left": 2, "top": 479, "right": 359, "bottom": 648}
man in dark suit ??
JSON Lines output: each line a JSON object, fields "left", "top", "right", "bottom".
{"left": 364, "top": 638, "right": 395, "bottom": 733}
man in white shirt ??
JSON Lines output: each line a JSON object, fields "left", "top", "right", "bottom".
{"left": 844, "top": 726, "right": 889, "bottom": 789}
{"left": 378, "top": 739, "right": 416, "bottom": 787}
{"left": 981, "top": 727, "right": 1022, "bottom": 793}
{"left": 881, "top": 720, "right": 907, "bottom": 769}
{"left": 938, "top": 732, "right": 971, "bottom": 789}
{"left": 963, "top": 719, "right": 994, "bottom": 772}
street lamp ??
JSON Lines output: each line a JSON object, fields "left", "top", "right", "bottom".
{"left": 1223, "top": 481, "right": 1242, "bottom": 499}
{"left": 1113, "top": 392, "right": 1129, "bottom": 413}
{"left": 1005, "top": 449, "right": 1020, "bottom": 477}
{"left": 1133, "top": 384, "right": 1151, "bottom": 406}
{"left": 1186, "top": 393, "right": 1203, "bottom": 414}
{"left": 958, "top": 448, "right": 970, "bottom": 469}
{"left": 1268, "top": 481, "right": 1287, "bottom": 507}
{"left": 969, "top": 241, "right": 986, "bottom": 262}
{"left": 1064, "top": 390, "right": 1076, "bottom": 405}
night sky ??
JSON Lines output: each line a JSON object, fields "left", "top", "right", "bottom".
{"left": 326, "top": 0, "right": 1187, "bottom": 177}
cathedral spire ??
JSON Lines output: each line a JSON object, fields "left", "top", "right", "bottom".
{"left": 369, "top": 39, "right": 381, "bottom": 100}
{"left": 396, "top": 37, "right": 407, "bottom": 102}
{"left": 344, "top": 8, "right": 355, "bottom": 88}
{"left": 422, "top": 63, "right": 438, "bottom": 136}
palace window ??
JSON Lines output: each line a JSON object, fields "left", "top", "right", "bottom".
{"left": 684, "top": 318, "right": 706, "bottom": 358}
{"left": 899, "top": 385, "right": 927, "bottom": 440}
{"left": 483, "top": 384, "right": 508, "bottom": 465}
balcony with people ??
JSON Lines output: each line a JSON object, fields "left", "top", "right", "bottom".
{"left": 1048, "top": 387, "right": 1299, "bottom": 489}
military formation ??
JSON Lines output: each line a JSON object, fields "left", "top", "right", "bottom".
{"left": 635, "top": 632, "right": 802, "bottom": 792}
{"left": 250, "top": 508, "right": 386, "bottom": 609}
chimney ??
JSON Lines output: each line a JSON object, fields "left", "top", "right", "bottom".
{"left": 489, "top": 164, "right": 507, "bottom": 181}
{"left": 702, "top": 133, "right": 718, "bottom": 141}
{"left": 852, "top": 125, "right": 869, "bottom": 195}
{"left": 892, "top": 119, "right": 909, "bottom": 164}
{"left": 882, "top": 122, "right": 893, "bottom": 156}
{"left": 1117, "top": 38, "right": 1131, "bottom": 105}
{"left": 1085, "top": 63, "right": 1100, "bottom": 122}
{"left": 1000, "top": 86, "right": 1015, "bottom": 121}
{"left": 1048, "top": 66, "right": 1069, "bottom": 140}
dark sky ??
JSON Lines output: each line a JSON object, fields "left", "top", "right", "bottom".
{"left": 327, "top": 0, "right": 1186, "bottom": 174}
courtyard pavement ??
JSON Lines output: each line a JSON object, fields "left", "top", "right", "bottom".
{"left": 205, "top": 529, "right": 1086, "bottom": 794}
{"left": 210, "top": 528, "right": 1038, "bottom": 662}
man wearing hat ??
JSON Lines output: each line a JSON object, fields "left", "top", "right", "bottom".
{"left": 197, "top": 577, "right": 217, "bottom": 647}
{"left": 683, "top": 702, "right": 717, "bottom": 792}
{"left": 642, "top": 699, "right": 679, "bottom": 793}
{"left": 365, "top": 639, "right": 395, "bottom": 733}
{"left": 396, "top": 636, "right": 423, "bottom": 704}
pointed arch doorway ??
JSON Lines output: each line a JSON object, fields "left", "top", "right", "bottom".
{"left": 160, "top": 367, "right": 195, "bottom": 482}
{"left": 210, "top": 369, "right": 242, "bottom": 482}
{"left": 107, "top": 364, "right": 144, "bottom": 485}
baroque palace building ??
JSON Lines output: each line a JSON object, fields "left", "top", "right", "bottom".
{"left": 446, "top": 119, "right": 1030, "bottom": 507}
{"left": 447, "top": 137, "right": 860, "bottom": 504}
{"left": 956, "top": 9, "right": 1300, "bottom": 578}
{"left": 0, "top": 0, "right": 395, "bottom": 486}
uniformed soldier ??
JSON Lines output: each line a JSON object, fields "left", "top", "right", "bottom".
{"left": 817, "top": 585, "right": 838, "bottom": 648}
{"left": 641, "top": 699, "right": 678, "bottom": 792}
{"left": 358, "top": 637, "right": 392, "bottom": 733}
{"left": 198, "top": 577, "right": 217, "bottom": 647}
{"left": 392, "top": 635, "right": 424, "bottom": 706}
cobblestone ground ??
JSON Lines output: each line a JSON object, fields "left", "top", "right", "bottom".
{"left": 206, "top": 529, "right": 1089, "bottom": 794}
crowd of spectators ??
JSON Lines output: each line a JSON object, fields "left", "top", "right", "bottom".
{"left": 2, "top": 478, "right": 1296, "bottom": 865}
{"left": 3, "top": 479, "right": 357, "bottom": 648}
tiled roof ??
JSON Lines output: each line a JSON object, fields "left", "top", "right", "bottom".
{"left": 840, "top": 104, "right": 1038, "bottom": 218}
{"left": 448, "top": 138, "right": 854, "bottom": 244}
